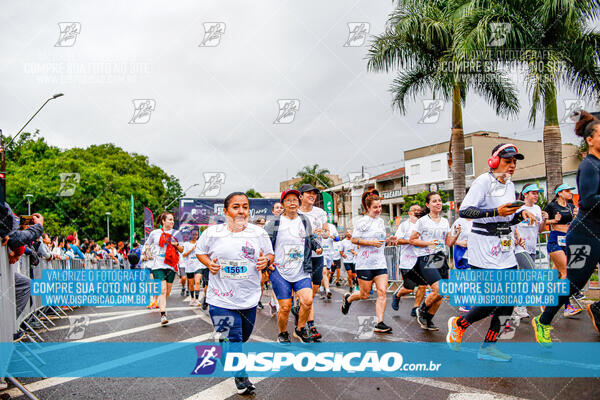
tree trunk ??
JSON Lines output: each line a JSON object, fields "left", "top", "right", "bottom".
{"left": 451, "top": 85, "right": 466, "bottom": 205}
{"left": 543, "top": 83, "right": 563, "bottom": 194}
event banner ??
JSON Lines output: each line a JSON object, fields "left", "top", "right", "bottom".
{"left": 175, "top": 197, "right": 279, "bottom": 228}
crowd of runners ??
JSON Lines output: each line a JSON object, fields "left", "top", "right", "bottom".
{"left": 136, "top": 112, "right": 600, "bottom": 395}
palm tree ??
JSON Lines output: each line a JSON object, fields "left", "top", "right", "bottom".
{"left": 245, "top": 189, "right": 263, "bottom": 198}
{"left": 457, "top": 0, "right": 600, "bottom": 192}
{"left": 367, "top": 0, "right": 519, "bottom": 204}
{"left": 295, "top": 164, "right": 333, "bottom": 189}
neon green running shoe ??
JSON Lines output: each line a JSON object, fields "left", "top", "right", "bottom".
{"left": 531, "top": 315, "right": 553, "bottom": 348}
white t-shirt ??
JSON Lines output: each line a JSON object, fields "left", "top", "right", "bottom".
{"left": 145, "top": 228, "right": 183, "bottom": 271}
{"left": 515, "top": 204, "right": 542, "bottom": 254}
{"left": 273, "top": 215, "right": 311, "bottom": 283}
{"left": 451, "top": 218, "right": 472, "bottom": 259}
{"left": 298, "top": 206, "right": 328, "bottom": 257}
{"left": 395, "top": 219, "right": 418, "bottom": 269}
{"left": 352, "top": 215, "right": 387, "bottom": 270}
{"left": 332, "top": 241, "right": 342, "bottom": 260}
{"left": 183, "top": 241, "right": 204, "bottom": 273}
{"left": 460, "top": 172, "right": 518, "bottom": 269}
{"left": 322, "top": 223, "right": 339, "bottom": 260}
{"left": 196, "top": 223, "right": 274, "bottom": 310}
{"left": 413, "top": 215, "right": 450, "bottom": 257}
{"left": 341, "top": 238, "right": 356, "bottom": 263}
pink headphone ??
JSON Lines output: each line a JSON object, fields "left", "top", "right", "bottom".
{"left": 488, "top": 143, "right": 518, "bottom": 169}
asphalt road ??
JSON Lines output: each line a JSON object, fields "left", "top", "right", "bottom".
{"left": 3, "top": 280, "right": 600, "bottom": 400}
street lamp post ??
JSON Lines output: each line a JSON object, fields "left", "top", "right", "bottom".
{"left": 25, "top": 194, "right": 33, "bottom": 215}
{"left": 106, "top": 212, "right": 111, "bottom": 241}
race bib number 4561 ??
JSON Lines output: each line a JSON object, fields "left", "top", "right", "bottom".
{"left": 220, "top": 260, "right": 249, "bottom": 280}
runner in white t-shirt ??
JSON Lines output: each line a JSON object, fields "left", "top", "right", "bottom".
{"left": 390, "top": 204, "right": 427, "bottom": 317}
{"left": 330, "top": 236, "right": 343, "bottom": 286}
{"left": 196, "top": 192, "right": 274, "bottom": 395}
{"left": 512, "top": 183, "right": 549, "bottom": 319}
{"left": 182, "top": 227, "right": 205, "bottom": 307}
{"left": 341, "top": 190, "right": 396, "bottom": 334}
{"left": 447, "top": 143, "right": 536, "bottom": 362}
{"left": 340, "top": 231, "right": 358, "bottom": 291}
{"left": 296, "top": 184, "right": 329, "bottom": 341}
{"left": 408, "top": 193, "right": 459, "bottom": 331}
{"left": 268, "top": 202, "right": 284, "bottom": 317}
{"left": 320, "top": 222, "right": 338, "bottom": 299}
{"left": 265, "top": 190, "right": 322, "bottom": 343}
{"left": 144, "top": 212, "right": 184, "bottom": 325}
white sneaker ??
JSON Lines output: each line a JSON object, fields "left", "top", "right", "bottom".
{"left": 183, "top": 296, "right": 191, "bottom": 302}
{"left": 160, "top": 315, "right": 169, "bottom": 325}
{"left": 189, "top": 299, "right": 197, "bottom": 307}
{"left": 514, "top": 306, "right": 529, "bottom": 319}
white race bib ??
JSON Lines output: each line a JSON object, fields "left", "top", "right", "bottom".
{"left": 282, "top": 245, "right": 304, "bottom": 269}
{"left": 557, "top": 235, "right": 566, "bottom": 247}
{"left": 219, "top": 260, "right": 250, "bottom": 280}
{"left": 500, "top": 234, "right": 513, "bottom": 253}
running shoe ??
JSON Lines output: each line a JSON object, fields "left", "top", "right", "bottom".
{"left": 234, "top": 377, "right": 254, "bottom": 395}
{"left": 278, "top": 331, "right": 291, "bottom": 343}
{"left": 355, "top": 285, "right": 360, "bottom": 292}
{"left": 446, "top": 317, "right": 465, "bottom": 351}
{"left": 426, "top": 318, "right": 439, "bottom": 331}
{"left": 458, "top": 306, "right": 471, "bottom": 313}
{"left": 244, "top": 378, "right": 256, "bottom": 391}
{"left": 514, "top": 306, "right": 530, "bottom": 319}
{"left": 477, "top": 344, "right": 512, "bottom": 362}
{"left": 573, "top": 290, "right": 586, "bottom": 301}
{"left": 189, "top": 299, "right": 197, "bottom": 307}
{"left": 341, "top": 293, "right": 351, "bottom": 315}
{"left": 391, "top": 288, "right": 401, "bottom": 311}
{"left": 160, "top": 315, "right": 169, "bottom": 325}
{"left": 293, "top": 327, "right": 313, "bottom": 343}
{"left": 291, "top": 304, "right": 300, "bottom": 326}
{"left": 309, "top": 326, "right": 322, "bottom": 341}
{"left": 180, "top": 288, "right": 185, "bottom": 297}
{"left": 499, "top": 322, "right": 516, "bottom": 339}
{"left": 257, "top": 301, "right": 264, "bottom": 310}
{"left": 531, "top": 315, "right": 553, "bottom": 347}
{"left": 410, "top": 307, "right": 417, "bottom": 317}
{"left": 269, "top": 301, "right": 278, "bottom": 317}
{"left": 373, "top": 321, "right": 392, "bottom": 333}
{"left": 415, "top": 308, "right": 429, "bottom": 330}
{"left": 564, "top": 303, "right": 582, "bottom": 318}
{"left": 335, "top": 281, "right": 341, "bottom": 287}
{"left": 326, "top": 289, "right": 332, "bottom": 300}
{"left": 588, "top": 303, "right": 600, "bottom": 335}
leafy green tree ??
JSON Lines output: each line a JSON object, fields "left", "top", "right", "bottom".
{"left": 457, "top": 0, "right": 600, "bottom": 192}
{"left": 294, "top": 164, "right": 333, "bottom": 189}
{"left": 245, "top": 189, "right": 263, "bottom": 198}
{"left": 367, "top": 0, "right": 519, "bottom": 204}
{"left": 402, "top": 190, "right": 450, "bottom": 213}
{"left": 2, "top": 131, "right": 182, "bottom": 241}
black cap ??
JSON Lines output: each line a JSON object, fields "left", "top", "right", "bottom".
{"left": 492, "top": 143, "right": 524, "bottom": 160}
{"left": 299, "top": 183, "right": 320, "bottom": 194}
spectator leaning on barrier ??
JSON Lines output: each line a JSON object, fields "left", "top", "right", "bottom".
{"left": 0, "top": 201, "right": 44, "bottom": 330}
{"left": 66, "top": 235, "right": 84, "bottom": 259}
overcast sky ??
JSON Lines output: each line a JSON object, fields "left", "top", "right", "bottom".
{"left": 0, "top": 0, "right": 595, "bottom": 197}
